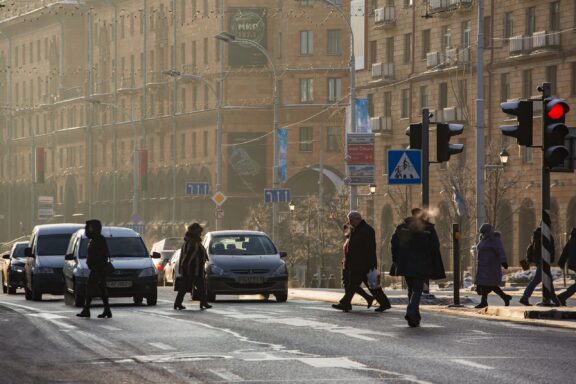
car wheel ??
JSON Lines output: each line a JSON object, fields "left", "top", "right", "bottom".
{"left": 31, "top": 282, "right": 42, "bottom": 301}
{"left": 275, "top": 292, "right": 288, "bottom": 303}
{"left": 7, "top": 286, "right": 16, "bottom": 294}
{"left": 206, "top": 292, "right": 216, "bottom": 302}
{"left": 146, "top": 290, "right": 157, "bottom": 306}
{"left": 133, "top": 295, "right": 144, "bottom": 305}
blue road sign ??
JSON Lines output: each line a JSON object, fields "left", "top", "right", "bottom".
{"left": 264, "top": 189, "right": 291, "bottom": 203}
{"left": 186, "top": 182, "right": 210, "bottom": 196}
{"left": 387, "top": 150, "right": 422, "bottom": 185}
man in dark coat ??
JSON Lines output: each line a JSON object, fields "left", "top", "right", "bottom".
{"left": 77, "top": 219, "right": 112, "bottom": 319}
{"left": 391, "top": 208, "right": 445, "bottom": 327}
{"left": 333, "top": 211, "right": 388, "bottom": 311}
{"left": 520, "top": 227, "right": 555, "bottom": 306}
{"left": 557, "top": 228, "right": 576, "bottom": 306}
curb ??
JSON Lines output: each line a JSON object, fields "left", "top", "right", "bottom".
{"left": 289, "top": 289, "right": 576, "bottom": 331}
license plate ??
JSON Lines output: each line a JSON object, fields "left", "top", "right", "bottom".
{"left": 236, "top": 277, "right": 265, "bottom": 284}
{"left": 107, "top": 281, "right": 132, "bottom": 288}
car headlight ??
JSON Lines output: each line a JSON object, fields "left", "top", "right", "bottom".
{"left": 139, "top": 267, "right": 157, "bottom": 277}
{"left": 274, "top": 263, "right": 288, "bottom": 275}
{"left": 208, "top": 264, "right": 224, "bottom": 276}
{"left": 11, "top": 265, "right": 25, "bottom": 273}
{"left": 36, "top": 267, "right": 54, "bottom": 274}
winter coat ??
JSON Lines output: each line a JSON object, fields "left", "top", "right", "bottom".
{"left": 475, "top": 232, "right": 507, "bottom": 286}
{"left": 390, "top": 217, "right": 446, "bottom": 280}
{"left": 526, "top": 227, "right": 555, "bottom": 264}
{"left": 85, "top": 219, "right": 109, "bottom": 272}
{"left": 558, "top": 228, "right": 576, "bottom": 272}
{"left": 345, "top": 220, "right": 377, "bottom": 275}
{"left": 174, "top": 235, "right": 207, "bottom": 292}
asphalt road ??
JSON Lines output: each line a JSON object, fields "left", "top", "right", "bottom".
{"left": 1, "top": 287, "right": 575, "bottom": 384}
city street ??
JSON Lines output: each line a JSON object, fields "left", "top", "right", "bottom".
{"left": 1, "top": 288, "right": 575, "bottom": 384}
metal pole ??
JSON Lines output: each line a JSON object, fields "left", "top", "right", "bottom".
{"left": 319, "top": 124, "right": 324, "bottom": 287}
{"left": 475, "top": 0, "right": 486, "bottom": 234}
{"left": 272, "top": 66, "right": 279, "bottom": 242}
{"left": 30, "top": 114, "right": 35, "bottom": 229}
{"left": 216, "top": 0, "right": 224, "bottom": 230}
{"left": 451, "top": 223, "right": 463, "bottom": 307}
{"left": 539, "top": 82, "right": 559, "bottom": 306}
{"left": 171, "top": 0, "right": 177, "bottom": 225}
{"left": 132, "top": 104, "right": 138, "bottom": 218}
{"left": 422, "top": 108, "right": 430, "bottom": 208}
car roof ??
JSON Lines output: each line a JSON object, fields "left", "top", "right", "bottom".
{"left": 34, "top": 224, "right": 84, "bottom": 235}
{"left": 207, "top": 230, "right": 269, "bottom": 237}
{"left": 75, "top": 226, "right": 141, "bottom": 238}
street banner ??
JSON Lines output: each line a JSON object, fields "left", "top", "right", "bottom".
{"left": 346, "top": 99, "right": 371, "bottom": 133}
{"left": 347, "top": 164, "right": 375, "bottom": 185}
{"left": 277, "top": 128, "right": 288, "bottom": 183}
{"left": 138, "top": 149, "right": 148, "bottom": 192}
{"left": 347, "top": 133, "right": 375, "bottom": 164}
{"left": 351, "top": 0, "right": 365, "bottom": 70}
{"left": 35, "top": 147, "right": 45, "bottom": 184}
{"left": 228, "top": 8, "right": 267, "bottom": 67}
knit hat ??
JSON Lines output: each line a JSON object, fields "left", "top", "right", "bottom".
{"left": 479, "top": 223, "right": 493, "bottom": 234}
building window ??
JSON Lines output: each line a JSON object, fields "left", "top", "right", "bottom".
{"left": 550, "top": 2, "right": 560, "bottom": 31}
{"left": 386, "top": 37, "right": 394, "bottom": 63}
{"left": 299, "top": 0, "right": 313, "bottom": 6}
{"left": 462, "top": 21, "right": 471, "bottom": 48}
{"left": 500, "top": 73, "right": 509, "bottom": 102}
{"left": 300, "top": 78, "right": 313, "bottom": 103}
{"left": 522, "top": 69, "right": 532, "bottom": 98}
{"left": 191, "top": 132, "right": 197, "bottom": 158}
{"left": 547, "top": 66, "right": 557, "bottom": 96}
{"left": 458, "top": 79, "right": 468, "bottom": 107}
{"left": 439, "top": 82, "right": 448, "bottom": 110}
{"left": 419, "top": 86, "right": 428, "bottom": 109}
{"left": 192, "top": 41, "right": 197, "bottom": 67}
{"left": 572, "top": 63, "right": 576, "bottom": 96}
{"left": 382, "top": 145, "right": 391, "bottom": 175}
{"left": 367, "top": 93, "right": 374, "bottom": 117}
{"left": 401, "top": 88, "right": 410, "bottom": 118}
{"left": 383, "top": 91, "right": 392, "bottom": 118}
{"left": 326, "top": 127, "right": 340, "bottom": 152}
{"left": 504, "top": 12, "right": 513, "bottom": 39}
{"left": 327, "top": 29, "right": 341, "bottom": 55}
{"left": 203, "top": 0, "right": 208, "bottom": 16}
{"left": 421, "top": 29, "right": 430, "bottom": 59}
{"left": 484, "top": 16, "right": 491, "bottom": 47}
{"left": 441, "top": 25, "right": 451, "bottom": 51}
{"left": 369, "top": 40, "right": 377, "bottom": 65}
{"left": 203, "top": 38, "right": 208, "bottom": 65}
{"left": 327, "top": 77, "right": 342, "bottom": 102}
{"left": 159, "top": 136, "right": 165, "bottom": 160}
{"left": 526, "top": 7, "right": 536, "bottom": 36}
{"left": 300, "top": 31, "right": 314, "bottom": 56}
{"left": 403, "top": 33, "right": 412, "bottom": 64}
{"left": 121, "top": 16, "right": 125, "bottom": 39}
{"left": 203, "top": 131, "right": 208, "bottom": 156}
{"left": 299, "top": 127, "right": 313, "bottom": 152}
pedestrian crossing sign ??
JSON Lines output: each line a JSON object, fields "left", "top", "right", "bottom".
{"left": 387, "top": 150, "right": 422, "bottom": 185}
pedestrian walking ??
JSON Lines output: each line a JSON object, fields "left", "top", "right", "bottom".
{"left": 474, "top": 224, "right": 512, "bottom": 308}
{"left": 333, "top": 212, "right": 391, "bottom": 312}
{"left": 557, "top": 228, "right": 576, "bottom": 306}
{"left": 390, "top": 208, "right": 445, "bottom": 327}
{"left": 340, "top": 223, "right": 374, "bottom": 308}
{"left": 77, "top": 219, "right": 112, "bottom": 319}
{"left": 174, "top": 223, "right": 212, "bottom": 310}
{"left": 519, "top": 227, "right": 555, "bottom": 306}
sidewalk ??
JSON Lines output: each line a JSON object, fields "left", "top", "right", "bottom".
{"left": 288, "top": 288, "right": 576, "bottom": 330}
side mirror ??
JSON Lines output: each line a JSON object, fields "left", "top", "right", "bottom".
{"left": 24, "top": 247, "right": 33, "bottom": 258}
{"left": 279, "top": 251, "right": 288, "bottom": 258}
{"left": 2, "top": 254, "right": 9, "bottom": 260}
{"left": 65, "top": 254, "right": 75, "bottom": 261}
{"left": 151, "top": 252, "right": 161, "bottom": 259}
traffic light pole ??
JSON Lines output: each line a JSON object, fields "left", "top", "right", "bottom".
{"left": 539, "top": 82, "right": 559, "bottom": 306}
{"left": 422, "top": 108, "right": 430, "bottom": 209}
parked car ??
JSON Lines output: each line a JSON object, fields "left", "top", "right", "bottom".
{"left": 163, "top": 248, "right": 181, "bottom": 286}
{"left": 2, "top": 241, "right": 29, "bottom": 294}
{"left": 150, "top": 237, "right": 183, "bottom": 285}
{"left": 25, "top": 224, "right": 84, "bottom": 301}
{"left": 203, "top": 230, "right": 288, "bottom": 302}
{"left": 63, "top": 226, "right": 160, "bottom": 307}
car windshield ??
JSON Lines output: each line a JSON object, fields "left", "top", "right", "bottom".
{"left": 12, "top": 245, "right": 26, "bottom": 258}
{"left": 210, "top": 235, "right": 277, "bottom": 256}
{"left": 163, "top": 238, "right": 183, "bottom": 250}
{"left": 79, "top": 237, "right": 148, "bottom": 258}
{"left": 37, "top": 234, "right": 74, "bottom": 256}
{"left": 160, "top": 250, "right": 175, "bottom": 261}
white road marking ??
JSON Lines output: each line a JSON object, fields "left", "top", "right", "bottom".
{"left": 451, "top": 359, "right": 494, "bottom": 370}
{"left": 298, "top": 357, "right": 366, "bottom": 369}
{"left": 99, "top": 325, "right": 122, "bottom": 331}
{"left": 209, "top": 369, "right": 244, "bottom": 381}
{"left": 149, "top": 342, "right": 176, "bottom": 351}
{"left": 391, "top": 323, "right": 444, "bottom": 328}
{"left": 471, "top": 330, "right": 490, "bottom": 334}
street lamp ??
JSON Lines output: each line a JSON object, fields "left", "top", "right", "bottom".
{"left": 499, "top": 148, "right": 510, "bottom": 166}
{"left": 162, "top": 69, "right": 224, "bottom": 230}
{"left": 289, "top": 201, "right": 295, "bottom": 212}
{"left": 215, "top": 31, "right": 280, "bottom": 241}
{"left": 369, "top": 184, "right": 377, "bottom": 195}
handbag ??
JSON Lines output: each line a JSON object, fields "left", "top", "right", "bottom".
{"left": 366, "top": 268, "right": 380, "bottom": 289}
{"left": 104, "top": 255, "right": 115, "bottom": 275}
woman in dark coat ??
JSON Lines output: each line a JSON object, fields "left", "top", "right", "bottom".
{"left": 174, "top": 223, "right": 212, "bottom": 310}
{"left": 474, "top": 223, "right": 512, "bottom": 308}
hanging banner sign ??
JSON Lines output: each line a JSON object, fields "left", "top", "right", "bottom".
{"left": 277, "top": 128, "right": 288, "bottom": 184}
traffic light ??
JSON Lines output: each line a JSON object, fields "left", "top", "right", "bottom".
{"left": 436, "top": 123, "right": 464, "bottom": 163}
{"left": 543, "top": 98, "right": 570, "bottom": 168}
{"left": 405, "top": 123, "right": 422, "bottom": 149}
{"left": 500, "top": 100, "right": 533, "bottom": 147}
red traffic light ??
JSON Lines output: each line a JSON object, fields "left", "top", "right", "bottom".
{"left": 545, "top": 99, "right": 569, "bottom": 120}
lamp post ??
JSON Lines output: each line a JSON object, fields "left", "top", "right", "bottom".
{"left": 162, "top": 69, "right": 223, "bottom": 230}
{"left": 215, "top": 31, "right": 280, "bottom": 240}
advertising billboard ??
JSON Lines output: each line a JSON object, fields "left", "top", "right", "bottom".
{"left": 228, "top": 8, "right": 267, "bottom": 67}
{"left": 227, "top": 132, "right": 267, "bottom": 193}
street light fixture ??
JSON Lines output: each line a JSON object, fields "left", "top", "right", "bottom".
{"left": 369, "top": 184, "right": 376, "bottom": 195}
{"left": 499, "top": 148, "right": 510, "bottom": 166}
{"left": 289, "top": 201, "right": 295, "bottom": 212}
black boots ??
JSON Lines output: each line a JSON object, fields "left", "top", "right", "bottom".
{"left": 76, "top": 308, "right": 90, "bottom": 318}
{"left": 97, "top": 308, "right": 112, "bottom": 318}
{"left": 200, "top": 302, "right": 212, "bottom": 309}
{"left": 174, "top": 303, "right": 186, "bottom": 310}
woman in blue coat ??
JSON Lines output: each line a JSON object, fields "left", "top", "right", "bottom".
{"left": 474, "top": 224, "right": 512, "bottom": 308}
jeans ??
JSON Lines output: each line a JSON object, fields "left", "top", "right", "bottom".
{"left": 521, "top": 266, "right": 542, "bottom": 301}
{"left": 405, "top": 277, "right": 425, "bottom": 321}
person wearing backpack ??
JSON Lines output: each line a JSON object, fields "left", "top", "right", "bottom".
{"left": 557, "top": 228, "right": 576, "bottom": 306}
{"left": 519, "top": 227, "right": 555, "bottom": 306}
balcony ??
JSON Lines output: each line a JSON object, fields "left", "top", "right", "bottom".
{"left": 509, "top": 35, "right": 528, "bottom": 56}
{"left": 426, "top": 51, "right": 441, "bottom": 69}
{"left": 428, "top": 0, "right": 471, "bottom": 14}
{"left": 93, "top": 80, "right": 112, "bottom": 98}
{"left": 118, "top": 76, "right": 137, "bottom": 93}
{"left": 370, "top": 116, "right": 392, "bottom": 135}
{"left": 61, "top": 86, "right": 84, "bottom": 101}
{"left": 445, "top": 47, "right": 470, "bottom": 67}
{"left": 442, "top": 107, "right": 466, "bottom": 122}
{"left": 374, "top": 6, "right": 395, "bottom": 28}
{"left": 146, "top": 71, "right": 168, "bottom": 87}
{"left": 532, "top": 31, "right": 560, "bottom": 52}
